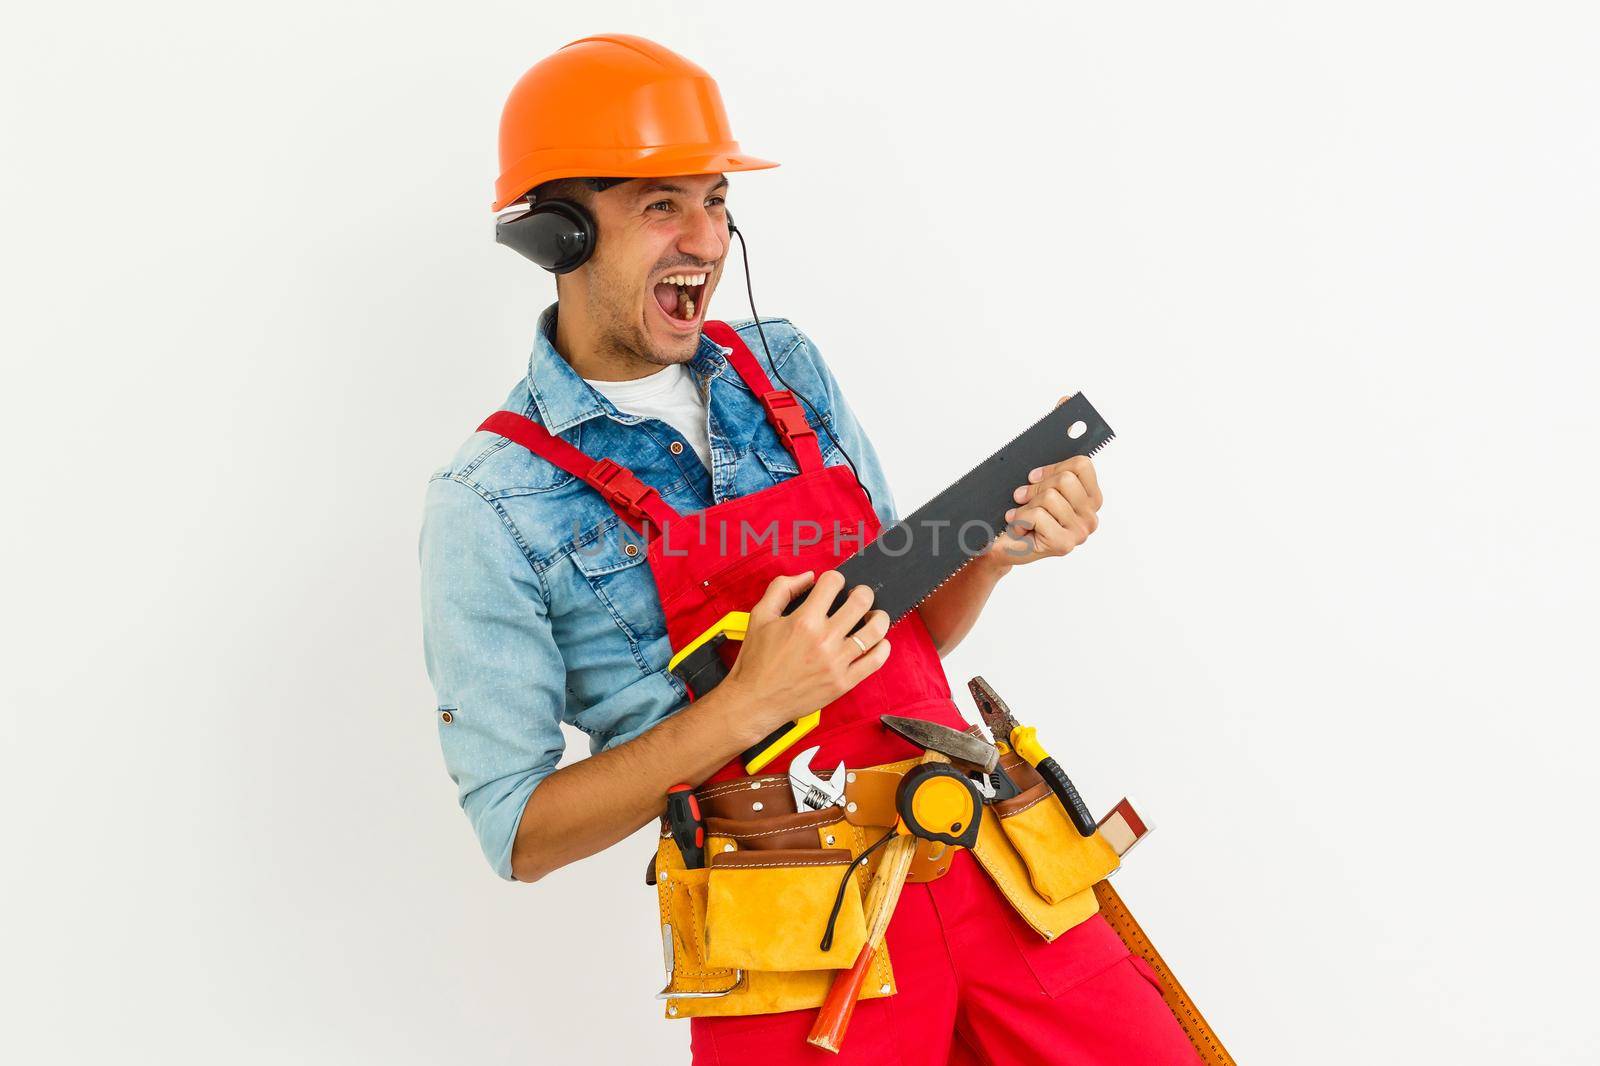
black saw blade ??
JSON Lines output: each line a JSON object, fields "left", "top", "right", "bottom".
{"left": 790, "top": 393, "right": 1115, "bottom": 624}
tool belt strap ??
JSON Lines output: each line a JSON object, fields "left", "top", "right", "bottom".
{"left": 677, "top": 744, "right": 1045, "bottom": 886}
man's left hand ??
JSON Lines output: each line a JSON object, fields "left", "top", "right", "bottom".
{"left": 985, "top": 396, "right": 1104, "bottom": 570}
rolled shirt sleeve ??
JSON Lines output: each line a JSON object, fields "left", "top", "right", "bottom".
{"left": 419, "top": 474, "right": 566, "bottom": 880}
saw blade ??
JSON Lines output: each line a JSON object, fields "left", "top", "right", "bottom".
{"left": 793, "top": 393, "right": 1114, "bottom": 623}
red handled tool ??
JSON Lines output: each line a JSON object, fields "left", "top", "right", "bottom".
{"left": 665, "top": 784, "right": 706, "bottom": 869}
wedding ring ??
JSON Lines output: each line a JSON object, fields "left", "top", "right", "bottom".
{"left": 850, "top": 634, "right": 868, "bottom": 654}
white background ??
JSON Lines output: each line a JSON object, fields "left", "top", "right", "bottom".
{"left": 4, "top": 2, "right": 1596, "bottom": 1062}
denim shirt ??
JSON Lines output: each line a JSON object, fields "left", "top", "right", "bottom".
{"left": 419, "top": 304, "right": 898, "bottom": 879}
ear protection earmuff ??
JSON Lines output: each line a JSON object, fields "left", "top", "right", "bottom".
{"left": 494, "top": 198, "right": 598, "bottom": 274}
{"left": 496, "top": 199, "right": 741, "bottom": 275}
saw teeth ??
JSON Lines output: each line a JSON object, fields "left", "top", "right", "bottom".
{"left": 910, "top": 554, "right": 980, "bottom": 612}
{"left": 864, "top": 396, "right": 1114, "bottom": 621}
{"left": 1086, "top": 431, "right": 1115, "bottom": 457}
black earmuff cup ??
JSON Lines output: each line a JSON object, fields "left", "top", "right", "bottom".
{"left": 494, "top": 199, "right": 597, "bottom": 274}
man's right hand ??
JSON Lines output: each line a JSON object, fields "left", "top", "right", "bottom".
{"left": 722, "top": 570, "right": 893, "bottom": 743}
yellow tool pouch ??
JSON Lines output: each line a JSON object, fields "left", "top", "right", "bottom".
{"left": 705, "top": 849, "right": 866, "bottom": 971}
{"left": 968, "top": 754, "right": 1122, "bottom": 941}
{"left": 995, "top": 781, "right": 1121, "bottom": 905}
{"left": 651, "top": 749, "right": 1129, "bottom": 1015}
{"left": 652, "top": 808, "right": 897, "bottom": 1019}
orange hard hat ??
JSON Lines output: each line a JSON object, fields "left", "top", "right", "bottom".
{"left": 493, "top": 34, "right": 779, "bottom": 212}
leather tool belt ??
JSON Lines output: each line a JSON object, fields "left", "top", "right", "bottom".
{"left": 648, "top": 740, "right": 1127, "bottom": 1019}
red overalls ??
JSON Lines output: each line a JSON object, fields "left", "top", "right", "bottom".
{"left": 482, "top": 322, "right": 1200, "bottom": 1065}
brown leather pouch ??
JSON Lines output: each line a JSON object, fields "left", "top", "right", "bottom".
{"left": 692, "top": 774, "right": 795, "bottom": 820}
{"left": 704, "top": 806, "right": 853, "bottom": 854}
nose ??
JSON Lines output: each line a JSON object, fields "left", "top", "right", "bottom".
{"left": 677, "top": 202, "right": 726, "bottom": 267}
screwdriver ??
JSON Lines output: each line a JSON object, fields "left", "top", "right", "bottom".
{"left": 664, "top": 783, "right": 706, "bottom": 869}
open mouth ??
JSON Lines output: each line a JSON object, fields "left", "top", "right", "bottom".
{"left": 651, "top": 271, "right": 709, "bottom": 329}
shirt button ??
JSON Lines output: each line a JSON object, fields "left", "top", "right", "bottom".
{"left": 439, "top": 710, "right": 454, "bottom": 724}
{"left": 669, "top": 441, "right": 684, "bottom": 455}
{"left": 625, "top": 543, "right": 640, "bottom": 557}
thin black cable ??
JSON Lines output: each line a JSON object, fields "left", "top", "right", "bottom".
{"left": 819, "top": 826, "right": 897, "bottom": 952}
{"left": 730, "top": 225, "right": 875, "bottom": 515}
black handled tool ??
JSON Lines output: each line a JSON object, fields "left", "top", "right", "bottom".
{"left": 1027, "top": 755, "right": 1097, "bottom": 837}
{"left": 665, "top": 783, "right": 706, "bottom": 869}
{"left": 968, "top": 676, "right": 1097, "bottom": 837}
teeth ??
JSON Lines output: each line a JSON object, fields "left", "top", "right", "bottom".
{"left": 661, "top": 273, "right": 707, "bottom": 287}
{"left": 683, "top": 294, "right": 696, "bottom": 318}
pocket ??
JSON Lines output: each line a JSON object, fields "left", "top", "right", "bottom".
{"left": 665, "top": 866, "right": 712, "bottom": 968}
{"left": 569, "top": 518, "right": 665, "bottom": 643}
{"left": 704, "top": 848, "right": 867, "bottom": 972}
{"left": 1128, "top": 953, "right": 1167, "bottom": 995}
{"left": 654, "top": 824, "right": 897, "bottom": 1019}
{"left": 654, "top": 837, "right": 739, "bottom": 998}
{"left": 994, "top": 782, "right": 1120, "bottom": 906}
{"left": 1002, "top": 909, "right": 1132, "bottom": 999}
{"left": 705, "top": 806, "right": 851, "bottom": 853}
{"left": 968, "top": 785, "right": 1108, "bottom": 942}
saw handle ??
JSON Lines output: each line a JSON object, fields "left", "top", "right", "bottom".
{"left": 1011, "top": 726, "right": 1097, "bottom": 837}
{"left": 667, "top": 610, "right": 820, "bottom": 773}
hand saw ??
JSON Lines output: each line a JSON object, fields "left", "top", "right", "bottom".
{"left": 668, "top": 393, "right": 1115, "bottom": 772}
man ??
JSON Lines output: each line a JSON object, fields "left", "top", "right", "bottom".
{"left": 421, "top": 33, "right": 1201, "bottom": 1065}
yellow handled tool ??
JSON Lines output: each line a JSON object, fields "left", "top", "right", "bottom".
{"left": 667, "top": 610, "right": 820, "bottom": 773}
{"left": 969, "top": 675, "right": 1098, "bottom": 836}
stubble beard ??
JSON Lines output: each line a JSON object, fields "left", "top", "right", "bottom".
{"left": 580, "top": 265, "right": 686, "bottom": 369}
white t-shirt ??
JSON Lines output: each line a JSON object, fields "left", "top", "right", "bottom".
{"left": 583, "top": 363, "right": 713, "bottom": 471}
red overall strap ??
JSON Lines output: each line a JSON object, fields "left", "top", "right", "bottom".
{"left": 478, "top": 411, "right": 680, "bottom": 537}
{"left": 702, "top": 320, "right": 825, "bottom": 475}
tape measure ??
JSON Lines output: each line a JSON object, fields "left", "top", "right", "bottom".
{"left": 894, "top": 763, "right": 982, "bottom": 849}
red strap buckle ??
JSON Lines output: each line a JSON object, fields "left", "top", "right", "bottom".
{"left": 762, "top": 390, "right": 817, "bottom": 447}
{"left": 588, "top": 458, "right": 661, "bottom": 525}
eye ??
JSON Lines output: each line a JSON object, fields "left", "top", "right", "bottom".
{"left": 648, "top": 199, "right": 673, "bottom": 213}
